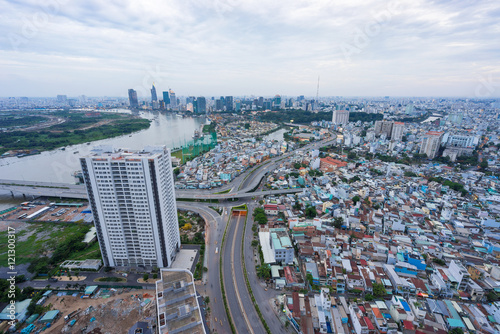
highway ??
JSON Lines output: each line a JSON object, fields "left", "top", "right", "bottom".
{"left": 176, "top": 203, "right": 232, "bottom": 334}
{"left": 245, "top": 202, "right": 291, "bottom": 334}
{"left": 3, "top": 137, "right": 336, "bottom": 333}
{"left": 0, "top": 137, "right": 335, "bottom": 200}
{"left": 222, "top": 213, "right": 266, "bottom": 334}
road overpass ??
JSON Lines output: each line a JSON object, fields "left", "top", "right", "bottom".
{"left": 0, "top": 137, "right": 335, "bottom": 201}
{"left": 0, "top": 178, "right": 304, "bottom": 200}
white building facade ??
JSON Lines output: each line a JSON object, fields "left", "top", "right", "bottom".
{"left": 80, "top": 145, "right": 180, "bottom": 268}
{"left": 332, "top": 110, "right": 350, "bottom": 125}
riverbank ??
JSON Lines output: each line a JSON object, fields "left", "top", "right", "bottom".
{"left": 0, "top": 111, "right": 151, "bottom": 156}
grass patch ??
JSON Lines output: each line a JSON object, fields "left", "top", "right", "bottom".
{"left": 95, "top": 277, "right": 126, "bottom": 282}
{"left": 67, "top": 242, "right": 101, "bottom": 261}
{"left": 0, "top": 222, "right": 92, "bottom": 266}
{"left": 214, "top": 189, "right": 231, "bottom": 194}
{"left": 220, "top": 209, "right": 236, "bottom": 334}
{"left": 171, "top": 149, "right": 183, "bottom": 160}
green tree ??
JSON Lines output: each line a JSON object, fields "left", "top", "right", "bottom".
{"left": 256, "top": 264, "right": 271, "bottom": 279}
{"left": 143, "top": 273, "right": 149, "bottom": 281}
{"left": 365, "top": 293, "right": 374, "bottom": 301}
{"left": 486, "top": 291, "right": 499, "bottom": 302}
{"left": 449, "top": 328, "right": 464, "bottom": 334}
{"left": 305, "top": 206, "right": 317, "bottom": 219}
{"left": 352, "top": 195, "right": 360, "bottom": 204}
{"left": 253, "top": 207, "right": 268, "bottom": 225}
{"left": 251, "top": 240, "right": 259, "bottom": 247}
{"left": 480, "top": 160, "right": 488, "bottom": 170}
{"left": 173, "top": 167, "right": 180, "bottom": 176}
{"left": 244, "top": 123, "right": 251, "bottom": 130}
{"left": 372, "top": 283, "right": 387, "bottom": 297}
{"left": 333, "top": 217, "right": 343, "bottom": 229}
{"left": 432, "top": 258, "right": 446, "bottom": 266}
{"left": 306, "top": 273, "right": 314, "bottom": 286}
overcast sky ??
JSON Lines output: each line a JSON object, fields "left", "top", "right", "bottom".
{"left": 1, "top": 0, "right": 499, "bottom": 98}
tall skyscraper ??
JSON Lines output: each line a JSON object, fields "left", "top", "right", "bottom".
{"left": 225, "top": 96, "right": 233, "bottom": 111}
{"left": 258, "top": 96, "right": 264, "bottom": 107}
{"left": 128, "top": 89, "right": 139, "bottom": 108}
{"left": 273, "top": 95, "right": 281, "bottom": 110}
{"left": 169, "top": 89, "right": 177, "bottom": 108}
{"left": 151, "top": 84, "right": 158, "bottom": 102}
{"left": 80, "top": 145, "right": 180, "bottom": 268}
{"left": 332, "top": 110, "right": 350, "bottom": 125}
{"left": 215, "top": 99, "right": 223, "bottom": 111}
{"left": 391, "top": 122, "right": 405, "bottom": 141}
{"left": 196, "top": 97, "right": 206, "bottom": 113}
{"left": 420, "top": 131, "right": 444, "bottom": 159}
{"left": 162, "top": 91, "right": 170, "bottom": 105}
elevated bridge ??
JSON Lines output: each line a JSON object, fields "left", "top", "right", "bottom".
{"left": 0, "top": 179, "right": 303, "bottom": 201}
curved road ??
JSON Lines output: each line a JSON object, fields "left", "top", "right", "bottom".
{"left": 7, "top": 137, "right": 336, "bottom": 334}
{"left": 176, "top": 203, "right": 232, "bottom": 334}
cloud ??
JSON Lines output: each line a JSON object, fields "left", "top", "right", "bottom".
{"left": 0, "top": 0, "right": 499, "bottom": 97}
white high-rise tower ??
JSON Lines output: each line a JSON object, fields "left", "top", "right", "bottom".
{"left": 332, "top": 110, "right": 350, "bottom": 125}
{"left": 80, "top": 145, "right": 180, "bottom": 268}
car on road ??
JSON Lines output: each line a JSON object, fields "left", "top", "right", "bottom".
{"left": 49, "top": 278, "right": 58, "bottom": 282}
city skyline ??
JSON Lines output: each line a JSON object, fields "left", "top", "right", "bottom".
{"left": 1, "top": 1, "right": 499, "bottom": 98}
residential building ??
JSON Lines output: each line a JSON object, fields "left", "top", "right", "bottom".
{"left": 259, "top": 228, "right": 294, "bottom": 264}
{"left": 80, "top": 145, "right": 180, "bottom": 268}
{"left": 319, "top": 157, "right": 348, "bottom": 172}
{"left": 156, "top": 269, "right": 206, "bottom": 334}
{"left": 391, "top": 122, "right": 405, "bottom": 141}
{"left": 332, "top": 110, "right": 349, "bottom": 125}
{"left": 420, "top": 131, "right": 444, "bottom": 159}
{"left": 448, "top": 260, "right": 470, "bottom": 291}
{"left": 374, "top": 120, "right": 394, "bottom": 138}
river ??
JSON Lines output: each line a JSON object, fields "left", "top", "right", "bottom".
{"left": 0, "top": 109, "right": 206, "bottom": 209}
{"left": 0, "top": 110, "right": 287, "bottom": 210}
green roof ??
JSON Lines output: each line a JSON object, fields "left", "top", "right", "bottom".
{"left": 447, "top": 318, "right": 465, "bottom": 328}
{"left": 85, "top": 285, "right": 99, "bottom": 295}
{"left": 40, "top": 310, "right": 59, "bottom": 322}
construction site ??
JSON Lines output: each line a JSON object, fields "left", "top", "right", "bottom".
{"left": 21, "top": 288, "right": 157, "bottom": 334}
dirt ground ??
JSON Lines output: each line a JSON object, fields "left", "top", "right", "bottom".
{"left": 0, "top": 202, "right": 89, "bottom": 223}
{"left": 0, "top": 219, "right": 28, "bottom": 232}
{"left": 40, "top": 289, "right": 156, "bottom": 334}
